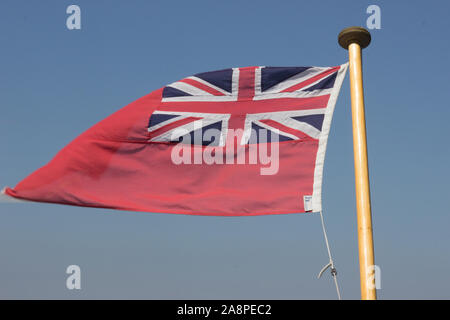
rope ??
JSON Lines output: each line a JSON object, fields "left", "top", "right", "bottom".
{"left": 317, "top": 210, "right": 342, "bottom": 300}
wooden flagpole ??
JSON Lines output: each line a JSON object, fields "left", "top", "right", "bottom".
{"left": 338, "top": 27, "right": 377, "bottom": 300}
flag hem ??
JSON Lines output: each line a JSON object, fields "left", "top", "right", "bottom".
{"left": 2, "top": 186, "right": 315, "bottom": 216}
{"left": 311, "top": 63, "right": 348, "bottom": 212}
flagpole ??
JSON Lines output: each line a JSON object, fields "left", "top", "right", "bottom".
{"left": 338, "top": 27, "right": 377, "bottom": 300}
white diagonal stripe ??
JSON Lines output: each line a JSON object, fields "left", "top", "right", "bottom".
{"left": 149, "top": 113, "right": 230, "bottom": 147}
{"left": 186, "top": 76, "right": 230, "bottom": 95}
{"left": 148, "top": 114, "right": 187, "bottom": 132}
{"left": 168, "top": 81, "right": 214, "bottom": 96}
{"left": 253, "top": 120, "right": 300, "bottom": 141}
{"left": 294, "top": 71, "right": 337, "bottom": 92}
{"left": 263, "top": 67, "right": 330, "bottom": 93}
{"left": 277, "top": 117, "right": 321, "bottom": 139}
{"left": 241, "top": 108, "right": 326, "bottom": 143}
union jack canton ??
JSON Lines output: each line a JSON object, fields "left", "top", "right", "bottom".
{"left": 148, "top": 65, "right": 347, "bottom": 147}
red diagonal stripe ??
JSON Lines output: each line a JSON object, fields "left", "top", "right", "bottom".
{"left": 148, "top": 116, "right": 202, "bottom": 139}
{"left": 258, "top": 119, "right": 314, "bottom": 141}
{"left": 179, "top": 78, "right": 226, "bottom": 96}
{"left": 281, "top": 66, "right": 340, "bottom": 93}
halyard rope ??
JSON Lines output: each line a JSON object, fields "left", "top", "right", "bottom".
{"left": 317, "top": 210, "right": 342, "bottom": 300}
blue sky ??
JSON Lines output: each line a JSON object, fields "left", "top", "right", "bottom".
{"left": 0, "top": 0, "right": 449, "bottom": 299}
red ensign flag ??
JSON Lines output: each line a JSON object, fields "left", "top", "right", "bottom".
{"left": 2, "top": 64, "right": 347, "bottom": 216}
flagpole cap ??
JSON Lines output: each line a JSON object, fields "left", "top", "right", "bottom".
{"left": 338, "top": 27, "right": 371, "bottom": 49}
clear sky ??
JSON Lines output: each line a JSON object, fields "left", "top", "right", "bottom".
{"left": 0, "top": 0, "right": 449, "bottom": 299}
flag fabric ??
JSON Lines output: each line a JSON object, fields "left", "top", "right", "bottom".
{"left": 2, "top": 64, "right": 348, "bottom": 216}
